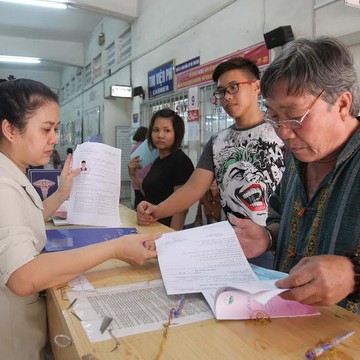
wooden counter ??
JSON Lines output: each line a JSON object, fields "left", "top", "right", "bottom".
{"left": 47, "top": 205, "right": 360, "bottom": 360}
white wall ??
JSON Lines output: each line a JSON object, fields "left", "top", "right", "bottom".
{"left": 103, "top": 99, "right": 132, "bottom": 147}
{"left": 130, "top": 0, "right": 314, "bottom": 116}
{"left": 315, "top": 0, "right": 360, "bottom": 40}
{"left": 0, "top": 66, "right": 61, "bottom": 90}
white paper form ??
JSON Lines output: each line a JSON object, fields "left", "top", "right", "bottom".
{"left": 67, "top": 279, "right": 213, "bottom": 342}
{"left": 155, "top": 221, "right": 258, "bottom": 295}
{"left": 67, "top": 142, "right": 122, "bottom": 227}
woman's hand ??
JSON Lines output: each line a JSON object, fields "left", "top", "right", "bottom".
{"left": 57, "top": 154, "right": 81, "bottom": 199}
{"left": 128, "top": 156, "right": 142, "bottom": 178}
{"left": 137, "top": 201, "right": 158, "bottom": 225}
{"left": 42, "top": 154, "right": 81, "bottom": 219}
{"left": 113, "top": 232, "right": 160, "bottom": 265}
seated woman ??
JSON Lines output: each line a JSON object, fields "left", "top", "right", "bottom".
{"left": 128, "top": 108, "right": 194, "bottom": 230}
{"left": 0, "top": 78, "right": 158, "bottom": 360}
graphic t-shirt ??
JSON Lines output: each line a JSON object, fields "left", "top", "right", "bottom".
{"left": 197, "top": 122, "right": 286, "bottom": 226}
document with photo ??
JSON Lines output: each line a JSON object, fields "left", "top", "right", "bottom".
{"left": 67, "top": 142, "right": 122, "bottom": 227}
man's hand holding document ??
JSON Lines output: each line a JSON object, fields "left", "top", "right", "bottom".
{"left": 155, "top": 221, "right": 319, "bottom": 320}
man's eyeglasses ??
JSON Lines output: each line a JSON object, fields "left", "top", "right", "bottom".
{"left": 263, "top": 90, "right": 325, "bottom": 130}
{"left": 213, "top": 81, "right": 254, "bottom": 100}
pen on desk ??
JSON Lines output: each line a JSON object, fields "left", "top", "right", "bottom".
{"left": 305, "top": 330, "right": 355, "bottom": 359}
{"left": 67, "top": 298, "right": 77, "bottom": 310}
{"left": 70, "top": 311, "right": 82, "bottom": 321}
{"left": 174, "top": 295, "right": 185, "bottom": 318}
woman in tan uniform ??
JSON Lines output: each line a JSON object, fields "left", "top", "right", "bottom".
{"left": 0, "top": 78, "right": 158, "bottom": 359}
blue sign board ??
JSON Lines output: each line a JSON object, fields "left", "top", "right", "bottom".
{"left": 175, "top": 56, "right": 200, "bottom": 74}
{"left": 148, "top": 60, "right": 174, "bottom": 98}
{"left": 28, "top": 169, "right": 62, "bottom": 201}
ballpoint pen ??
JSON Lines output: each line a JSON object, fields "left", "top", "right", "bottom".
{"left": 305, "top": 330, "right": 355, "bottom": 359}
{"left": 174, "top": 295, "right": 186, "bottom": 318}
{"left": 67, "top": 298, "right": 78, "bottom": 310}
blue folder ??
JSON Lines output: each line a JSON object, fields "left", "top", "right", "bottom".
{"left": 45, "top": 227, "right": 138, "bottom": 252}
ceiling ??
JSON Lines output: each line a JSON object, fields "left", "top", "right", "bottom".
{"left": 0, "top": 0, "right": 138, "bottom": 73}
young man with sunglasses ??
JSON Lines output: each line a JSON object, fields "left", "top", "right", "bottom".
{"left": 231, "top": 37, "right": 360, "bottom": 313}
{"left": 137, "top": 58, "right": 285, "bottom": 258}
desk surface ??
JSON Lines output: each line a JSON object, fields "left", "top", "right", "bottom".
{"left": 47, "top": 205, "right": 360, "bottom": 360}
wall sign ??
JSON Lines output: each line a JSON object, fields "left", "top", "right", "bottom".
{"left": 176, "top": 42, "right": 270, "bottom": 90}
{"left": 148, "top": 60, "right": 174, "bottom": 98}
{"left": 175, "top": 56, "right": 200, "bottom": 74}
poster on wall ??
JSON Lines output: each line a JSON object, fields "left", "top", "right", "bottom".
{"left": 116, "top": 27, "right": 131, "bottom": 65}
{"left": 132, "top": 113, "right": 139, "bottom": 125}
{"left": 188, "top": 87, "right": 199, "bottom": 110}
{"left": 60, "top": 123, "right": 66, "bottom": 146}
{"left": 148, "top": 60, "right": 174, "bottom": 98}
{"left": 175, "top": 56, "right": 200, "bottom": 74}
{"left": 65, "top": 122, "right": 72, "bottom": 144}
{"left": 82, "top": 106, "right": 100, "bottom": 142}
{"left": 74, "top": 108, "right": 82, "bottom": 145}
{"left": 115, "top": 126, "right": 132, "bottom": 181}
{"left": 92, "top": 54, "right": 102, "bottom": 80}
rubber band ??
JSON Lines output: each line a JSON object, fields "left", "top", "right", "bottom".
{"left": 54, "top": 334, "right": 72, "bottom": 348}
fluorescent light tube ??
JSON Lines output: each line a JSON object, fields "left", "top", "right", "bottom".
{"left": 0, "top": 0, "right": 67, "bottom": 9}
{"left": 0, "top": 55, "right": 41, "bottom": 64}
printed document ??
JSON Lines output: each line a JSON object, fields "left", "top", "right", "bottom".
{"left": 67, "top": 142, "right": 122, "bottom": 227}
{"left": 156, "top": 222, "right": 320, "bottom": 320}
{"left": 156, "top": 221, "right": 258, "bottom": 294}
{"left": 67, "top": 279, "right": 213, "bottom": 342}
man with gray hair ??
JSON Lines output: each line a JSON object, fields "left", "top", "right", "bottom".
{"left": 232, "top": 36, "right": 360, "bottom": 313}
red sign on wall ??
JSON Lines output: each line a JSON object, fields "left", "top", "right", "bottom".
{"left": 176, "top": 42, "right": 270, "bottom": 91}
{"left": 188, "top": 109, "right": 200, "bottom": 122}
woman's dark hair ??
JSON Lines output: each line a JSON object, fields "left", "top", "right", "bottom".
{"left": 66, "top": 147, "right": 73, "bottom": 154}
{"left": 0, "top": 78, "right": 58, "bottom": 137}
{"left": 132, "top": 126, "right": 148, "bottom": 142}
{"left": 147, "top": 108, "right": 185, "bottom": 153}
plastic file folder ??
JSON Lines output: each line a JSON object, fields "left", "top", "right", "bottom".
{"left": 45, "top": 227, "right": 137, "bottom": 252}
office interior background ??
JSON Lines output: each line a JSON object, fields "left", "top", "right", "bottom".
{"left": 1, "top": 0, "right": 359, "bottom": 220}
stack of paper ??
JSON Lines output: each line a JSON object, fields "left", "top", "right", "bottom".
{"left": 155, "top": 221, "right": 319, "bottom": 320}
